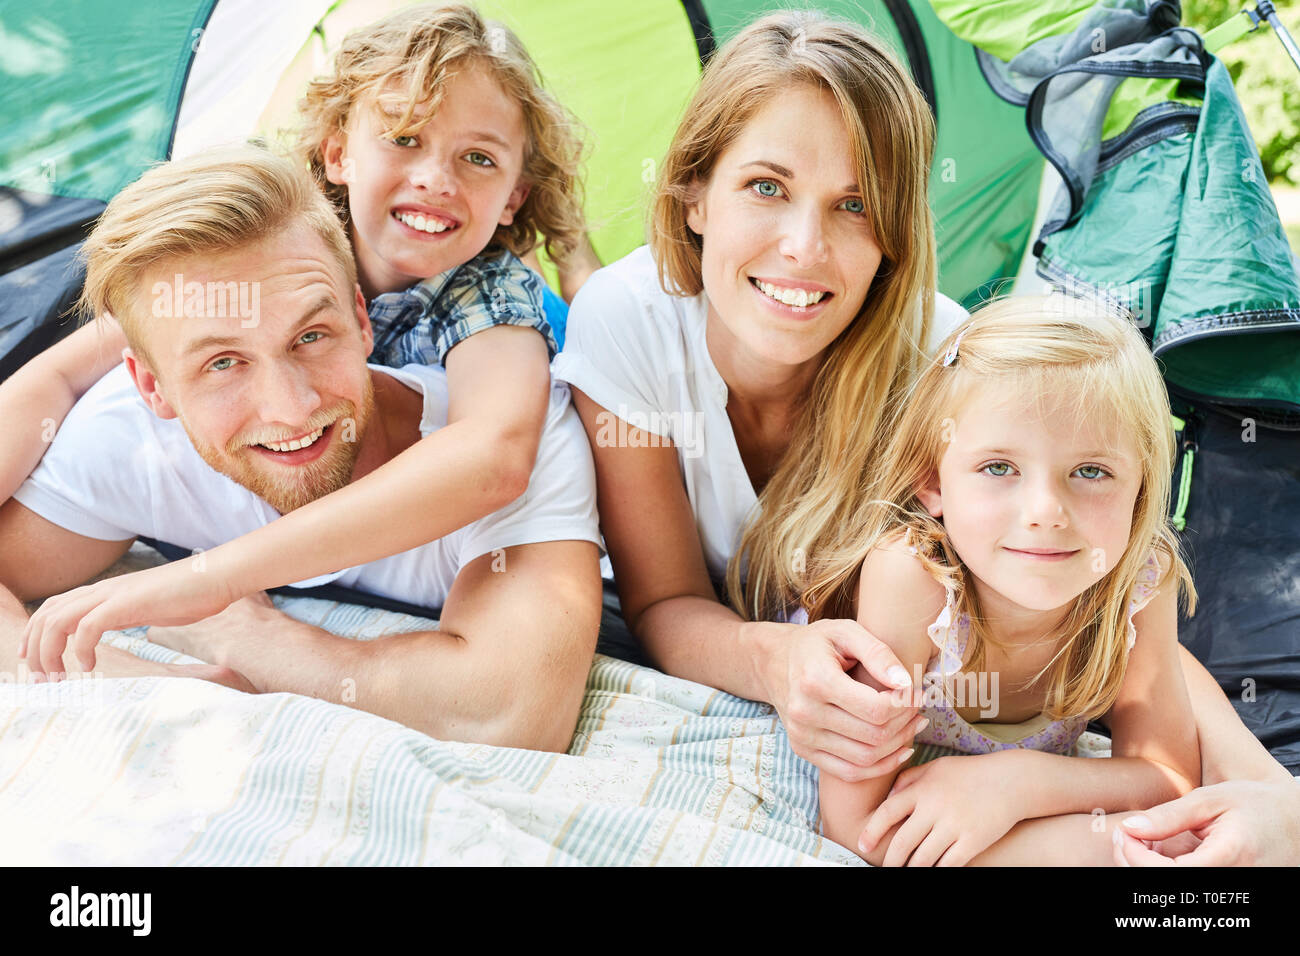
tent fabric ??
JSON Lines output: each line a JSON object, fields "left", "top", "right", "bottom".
{"left": 942, "top": 0, "right": 1300, "bottom": 414}
{"left": 1172, "top": 403, "right": 1300, "bottom": 774}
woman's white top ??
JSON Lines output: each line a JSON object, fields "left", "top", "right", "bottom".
{"left": 552, "top": 245, "right": 967, "bottom": 586}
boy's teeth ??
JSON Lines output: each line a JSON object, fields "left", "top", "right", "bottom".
{"left": 261, "top": 426, "right": 324, "bottom": 453}
{"left": 395, "top": 211, "right": 450, "bottom": 234}
{"left": 755, "top": 279, "right": 826, "bottom": 308}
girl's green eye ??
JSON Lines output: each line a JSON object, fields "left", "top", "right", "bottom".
{"left": 466, "top": 151, "right": 495, "bottom": 167}
{"left": 391, "top": 135, "right": 417, "bottom": 147}
{"left": 984, "top": 461, "right": 1012, "bottom": 477}
{"left": 1075, "top": 465, "right": 1107, "bottom": 479}
{"left": 210, "top": 357, "right": 235, "bottom": 372}
{"left": 752, "top": 179, "right": 781, "bottom": 198}
{"left": 842, "top": 197, "right": 865, "bottom": 214}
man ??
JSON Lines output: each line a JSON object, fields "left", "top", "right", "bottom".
{"left": 0, "top": 146, "right": 602, "bottom": 753}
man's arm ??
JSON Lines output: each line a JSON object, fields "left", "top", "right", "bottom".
{"left": 151, "top": 539, "right": 602, "bottom": 751}
{"left": 0, "top": 498, "right": 132, "bottom": 606}
{"left": 0, "top": 496, "right": 162, "bottom": 680}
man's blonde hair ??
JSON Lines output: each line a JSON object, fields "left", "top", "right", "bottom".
{"left": 801, "top": 294, "right": 1196, "bottom": 722}
{"left": 659, "top": 12, "right": 937, "bottom": 621}
{"left": 79, "top": 144, "right": 357, "bottom": 367}
{"left": 295, "top": 3, "right": 586, "bottom": 265}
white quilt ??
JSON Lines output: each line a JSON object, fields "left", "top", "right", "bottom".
{"left": 0, "top": 593, "right": 861, "bottom": 866}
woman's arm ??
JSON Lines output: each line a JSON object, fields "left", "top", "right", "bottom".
{"left": 1177, "top": 645, "right": 1293, "bottom": 785}
{"left": 0, "top": 317, "right": 127, "bottom": 501}
{"left": 570, "top": 388, "right": 923, "bottom": 782}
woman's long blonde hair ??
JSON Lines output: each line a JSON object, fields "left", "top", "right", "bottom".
{"left": 294, "top": 3, "right": 586, "bottom": 264}
{"left": 803, "top": 295, "right": 1196, "bottom": 721}
{"left": 648, "top": 11, "right": 937, "bottom": 620}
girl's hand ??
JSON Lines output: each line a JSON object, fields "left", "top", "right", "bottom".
{"left": 760, "top": 618, "right": 924, "bottom": 783}
{"left": 859, "top": 753, "right": 1026, "bottom": 866}
{"left": 20, "top": 556, "right": 240, "bottom": 679}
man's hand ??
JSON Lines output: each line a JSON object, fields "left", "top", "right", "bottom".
{"left": 20, "top": 556, "right": 240, "bottom": 679}
{"left": 1113, "top": 778, "right": 1300, "bottom": 866}
{"left": 143, "top": 591, "right": 281, "bottom": 683}
{"left": 859, "top": 754, "right": 1027, "bottom": 866}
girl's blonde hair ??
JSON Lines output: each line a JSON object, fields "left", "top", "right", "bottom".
{"left": 649, "top": 11, "right": 937, "bottom": 621}
{"left": 295, "top": 3, "right": 586, "bottom": 265}
{"left": 802, "top": 294, "right": 1197, "bottom": 722}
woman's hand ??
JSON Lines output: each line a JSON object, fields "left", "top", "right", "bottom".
{"left": 755, "top": 617, "right": 924, "bottom": 783}
{"left": 858, "top": 753, "right": 1027, "bottom": 867}
{"left": 1113, "top": 778, "right": 1300, "bottom": 866}
{"left": 20, "top": 556, "right": 240, "bottom": 679}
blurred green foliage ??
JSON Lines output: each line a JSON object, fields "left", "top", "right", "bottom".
{"left": 1182, "top": 0, "right": 1300, "bottom": 185}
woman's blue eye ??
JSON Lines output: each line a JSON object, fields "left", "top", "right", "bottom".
{"left": 841, "top": 197, "right": 865, "bottom": 214}
{"left": 466, "top": 151, "right": 495, "bottom": 167}
{"left": 391, "top": 134, "right": 417, "bottom": 148}
{"left": 209, "top": 357, "right": 235, "bottom": 372}
{"left": 751, "top": 179, "right": 782, "bottom": 198}
{"left": 983, "top": 461, "right": 1013, "bottom": 477}
{"left": 1075, "top": 465, "right": 1109, "bottom": 480}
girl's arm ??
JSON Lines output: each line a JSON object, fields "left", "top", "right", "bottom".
{"left": 818, "top": 542, "right": 944, "bottom": 858}
{"left": 860, "top": 563, "right": 1200, "bottom": 866}
{"left": 0, "top": 318, "right": 127, "bottom": 501}
{"left": 569, "top": 389, "right": 924, "bottom": 783}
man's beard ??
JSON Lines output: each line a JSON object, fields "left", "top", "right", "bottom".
{"left": 184, "top": 375, "right": 376, "bottom": 515}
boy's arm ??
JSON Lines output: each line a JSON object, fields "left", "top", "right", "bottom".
{"left": 218, "top": 323, "right": 549, "bottom": 587}
{"left": 819, "top": 543, "right": 942, "bottom": 855}
{"left": 0, "top": 318, "right": 127, "bottom": 502}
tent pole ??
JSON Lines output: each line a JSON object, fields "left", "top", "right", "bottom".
{"left": 1253, "top": 2, "right": 1300, "bottom": 74}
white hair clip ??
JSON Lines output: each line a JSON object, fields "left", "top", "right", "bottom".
{"left": 942, "top": 329, "right": 966, "bottom": 368}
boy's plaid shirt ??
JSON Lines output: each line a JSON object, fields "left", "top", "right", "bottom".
{"left": 366, "top": 248, "right": 558, "bottom": 367}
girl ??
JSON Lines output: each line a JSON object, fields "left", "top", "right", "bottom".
{"left": 9, "top": 4, "right": 599, "bottom": 665}
{"left": 810, "top": 294, "right": 1201, "bottom": 866}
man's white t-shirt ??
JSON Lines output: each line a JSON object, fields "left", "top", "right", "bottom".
{"left": 552, "top": 245, "right": 967, "bottom": 586}
{"left": 15, "top": 363, "right": 601, "bottom": 608}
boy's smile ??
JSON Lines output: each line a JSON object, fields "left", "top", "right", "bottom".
{"left": 323, "top": 61, "right": 530, "bottom": 299}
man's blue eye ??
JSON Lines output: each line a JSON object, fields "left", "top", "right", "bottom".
{"left": 466, "top": 151, "right": 495, "bottom": 167}
{"left": 300, "top": 331, "right": 323, "bottom": 344}
{"left": 210, "top": 357, "right": 235, "bottom": 372}
{"left": 842, "top": 197, "right": 865, "bottom": 214}
{"left": 752, "top": 180, "right": 782, "bottom": 198}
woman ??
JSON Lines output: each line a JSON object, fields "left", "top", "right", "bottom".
{"left": 554, "top": 11, "right": 1298, "bottom": 862}
{"left": 555, "top": 12, "right": 955, "bottom": 781}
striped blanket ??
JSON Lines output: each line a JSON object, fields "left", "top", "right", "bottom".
{"left": 0, "top": 594, "right": 861, "bottom": 866}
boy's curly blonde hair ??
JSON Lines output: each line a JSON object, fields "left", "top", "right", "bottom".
{"left": 295, "top": 3, "right": 586, "bottom": 265}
